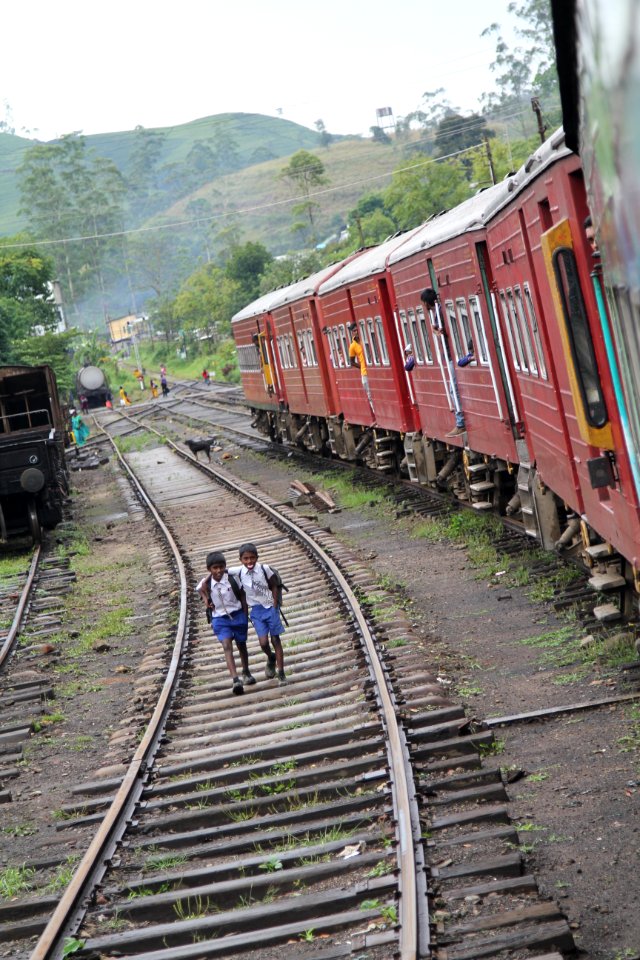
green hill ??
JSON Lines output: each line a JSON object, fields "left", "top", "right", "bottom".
{"left": 0, "top": 112, "right": 323, "bottom": 236}
{"left": 157, "top": 137, "right": 402, "bottom": 254}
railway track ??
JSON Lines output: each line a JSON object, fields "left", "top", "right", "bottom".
{"left": 0, "top": 411, "right": 573, "bottom": 960}
{"left": 0, "top": 543, "right": 80, "bottom": 806}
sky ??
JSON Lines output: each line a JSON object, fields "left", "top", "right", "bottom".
{"left": 2, "top": 1, "right": 520, "bottom": 142}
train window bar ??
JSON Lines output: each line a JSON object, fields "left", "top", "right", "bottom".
{"left": 0, "top": 407, "right": 53, "bottom": 433}
{"left": 499, "top": 290, "right": 522, "bottom": 371}
{"left": 399, "top": 309, "right": 411, "bottom": 352}
{"left": 455, "top": 298, "right": 475, "bottom": 360}
{"left": 367, "top": 318, "right": 381, "bottom": 365}
{"left": 506, "top": 288, "right": 530, "bottom": 372}
{"left": 468, "top": 296, "right": 489, "bottom": 364}
{"left": 523, "top": 283, "right": 548, "bottom": 380}
{"left": 416, "top": 305, "right": 433, "bottom": 363}
{"left": 375, "top": 315, "right": 390, "bottom": 365}
{"left": 359, "top": 319, "right": 373, "bottom": 366}
{"left": 339, "top": 324, "right": 349, "bottom": 364}
{"left": 307, "top": 330, "right": 318, "bottom": 366}
{"left": 552, "top": 247, "right": 608, "bottom": 428}
{"left": 332, "top": 327, "right": 345, "bottom": 367}
{"left": 445, "top": 300, "right": 463, "bottom": 358}
{"left": 514, "top": 285, "right": 539, "bottom": 376}
{"left": 408, "top": 309, "right": 425, "bottom": 363}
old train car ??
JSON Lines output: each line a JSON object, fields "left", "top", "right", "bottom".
{"left": 233, "top": 127, "right": 640, "bottom": 613}
{"left": 388, "top": 184, "right": 521, "bottom": 506}
{"left": 316, "top": 232, "right": 423, "bottom": 468}
{"left": 266, "top": 261, "right": 363, "bottom": 452}
{"left": 233, "top": 289, "right": 285, "bottom": 438}
{"left": 0, "top": 365, "right": 68, "bottom": 541}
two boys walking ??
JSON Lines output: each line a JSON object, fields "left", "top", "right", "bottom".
{"left": 197, "top": 542, "right": 286, "bottom": 695}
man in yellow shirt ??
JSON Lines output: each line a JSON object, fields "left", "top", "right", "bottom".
{"left": 348, "top": 325, "right": 376, "bottom": 418}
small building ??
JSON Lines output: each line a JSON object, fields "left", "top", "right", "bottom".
{"left": 107, "top": 314, "right": 136, "bottom": 345}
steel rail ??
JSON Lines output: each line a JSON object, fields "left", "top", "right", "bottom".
{"left": 109, "top": 414, "right": 422, "bottom": 959}
{"left": 0, "top": 544, "right": 41, "bottom": 671}
{"left": 30, "top": 428, "right": 190, "bottom": 960}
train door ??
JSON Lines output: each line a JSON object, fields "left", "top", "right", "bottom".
{"left": 475, "top": 242, "right": 522, "bottom": 438}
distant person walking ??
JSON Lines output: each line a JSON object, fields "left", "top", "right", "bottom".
{"left": 202, "top": 368, "right": 211, "bottom": 385}
{"left": 79, "top": 394, "right": 89, "bottom": 414}
{"left": 150, "top": 379, "right": 159, "bottom": 399}
{"left": 160, "top": 374, "right": 170, "bottom": 398}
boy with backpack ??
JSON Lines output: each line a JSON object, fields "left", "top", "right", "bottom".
{"left": 197, "top": 550, "right": 256, "bottom": 696}
{"left": 230, "top": 542, "right": 287, "bottom": 685}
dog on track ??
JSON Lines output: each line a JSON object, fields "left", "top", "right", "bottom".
{"left": 185, "top": 437, "right": 216, "bottom": 461}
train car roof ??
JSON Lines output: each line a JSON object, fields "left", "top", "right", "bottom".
{"left": 387, "top": 180, "right": 513, "bottom": 264}
{"left": 317, "top": 227, "right": 424, "bottom": 295}
{"left": 264, "top": 260, "right": 354, "bottom": 311}
{"left": 232, "top": 288, "right": 287, "bottom": 324}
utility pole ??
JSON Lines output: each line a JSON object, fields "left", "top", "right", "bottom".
{"left": 483, "top": 136, "right": 496, "bottom": 185}
{"left": 531, "top": 97, "right": 546, "bottom": 144}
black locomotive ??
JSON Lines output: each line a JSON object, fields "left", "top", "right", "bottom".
{"left": 0, "top": 365, "right": 68, "bottom": 541}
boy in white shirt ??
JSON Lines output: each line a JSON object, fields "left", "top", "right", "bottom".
{"left": 197, "top": 551, "right": 256, "bottom": 696}
{"left": 229, "top": 542, "right": 287, "bottom": 684}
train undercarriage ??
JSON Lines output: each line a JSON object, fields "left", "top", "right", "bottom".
{"left": 252, "top": 405, "right": 639, "bottom": 620}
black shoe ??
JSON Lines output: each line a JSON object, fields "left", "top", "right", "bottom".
{"left": 265, "top": 657, "right": 277, "bottom": 679}
{"left": 277, "top": 670, "right": 287, "bottom": 685}
{"left": 232, "top": 677, "right": 244, "bottom": 695}
{"left": 242, "top": 671, "right": 256, "bottom": 686}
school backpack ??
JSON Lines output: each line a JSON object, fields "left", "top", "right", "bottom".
{"left": 261, "top": 564, "right": 289, "bottom": 617}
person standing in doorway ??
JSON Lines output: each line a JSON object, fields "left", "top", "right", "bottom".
{"left": 348, "top": 324, "right": 376, "bottom": 421}
{"left": 420, "top": 288, "right": 466, "bottom": 438}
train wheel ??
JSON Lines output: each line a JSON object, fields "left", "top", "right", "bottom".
{"left": 27, "top": 500, "right": 42, "bottom": 543}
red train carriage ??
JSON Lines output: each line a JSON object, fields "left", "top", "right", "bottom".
{"left": 485, "top": 132, "right": 640, "bottom": 604}
{"left": 266, "top": 260, "right": 364, "bottom": 451}
{"left": 233, "top": 289, "right": 286, "bottom": 437}
{"left": 388, "top": 184, "right": 521, "bottom": 508}
{"left": 316, "top": 231, "right": 423, "bottom": 468}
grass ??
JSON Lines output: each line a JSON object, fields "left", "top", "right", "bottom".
{"left": 618, "top": 704, "right": 640, "bottom": 754}
{"left": 145, "top": 854, "right": 188, "bottom": 873}
{"left": 0, "top": 864, "right": 36, "bottom": 898}
{"left": 114, "top": 432, "right": 159, "bottom": 454}
{"left": 174, "top": 896, "right": 214, "bottom": 921}
{"left": 0, "top": 551, "right": 32, "bottom": 576}
{"left": 306, "top": 471, "right": 392, "bottom": 511}
{"left": 1, "top": 823, "right": 37, "bottom": 838}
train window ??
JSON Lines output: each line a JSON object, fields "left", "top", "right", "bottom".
{"left": 297, "top": 334, "right": 308, "bottom": 366}
{"left": 331, "top": 327, "right": 344, "bottom": 366}
{"left": 468, "top": 296, "right": 489, "bottom": 364}
{"left": 359, "top": 320, "right": 373, "bottom": 365}
{"left": 307, "top": 330, "right": 318, "bottom": 366}
{"left": 552, "top": 247, "right": 607, "bottom": 427}
{"left": 339, "top": 324, "right": 350, "bottom": 364}
{"left": 287, "top": 334, "right": 297, "bottom": 368}
{"left": 408, "top": 309, "right": 425, "bottom": 362}
{"left": 416, "top": 306, "right": 433, "bottom": 363}
{"left": 513, "top": 286, "right": 538, "bottom": 375}
{"left": 399, "top": 309, "right": 411, "bottom": 350}
{"left": 455, "top": 298, "right": 474, "bottom": 357}
{"left": 238, "top": 344, "right": 261, "bottom": 373}
{"left": 367, "top": 318, "right": 381, "bottom": 365}
{"left": 445, "top": 300, "right": 463, "bottom": 358}
{"left": 522, "top": 284, "right": 548, "bottom": 379}
{"left": 375, "top": 316, "right": 390, "bottom": 365}
{"left": 326, "top": 329, "right": 337, "bottom": 368}
{"left": 499, "top": 290, "right": 522, "bottom": 371}
{"left": 506, "top": 288, "right": 529, "bottom": 372}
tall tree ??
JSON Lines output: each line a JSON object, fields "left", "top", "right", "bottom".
{"left": 383, "top": 158, "right": 472, "bottom": 230}
{"left": 0, "top": 241, "right": 58, "bottom": 362}
{"left": 481, "top": 0, "right": 559, "bottom": 132}
{"left": 127, "top": 125, "right": 168, "bottom": 219}
{"left": 173, "top": 263, "right": 241, "bottom": 345}
{"left": 224, "top": 241, "right": 273, "bottom": 305}
{"left": 279, "top": 150, "right": 329, "bottom": 239}
{"left": 17, "top": 134, "right": 126, "bottom": 318}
